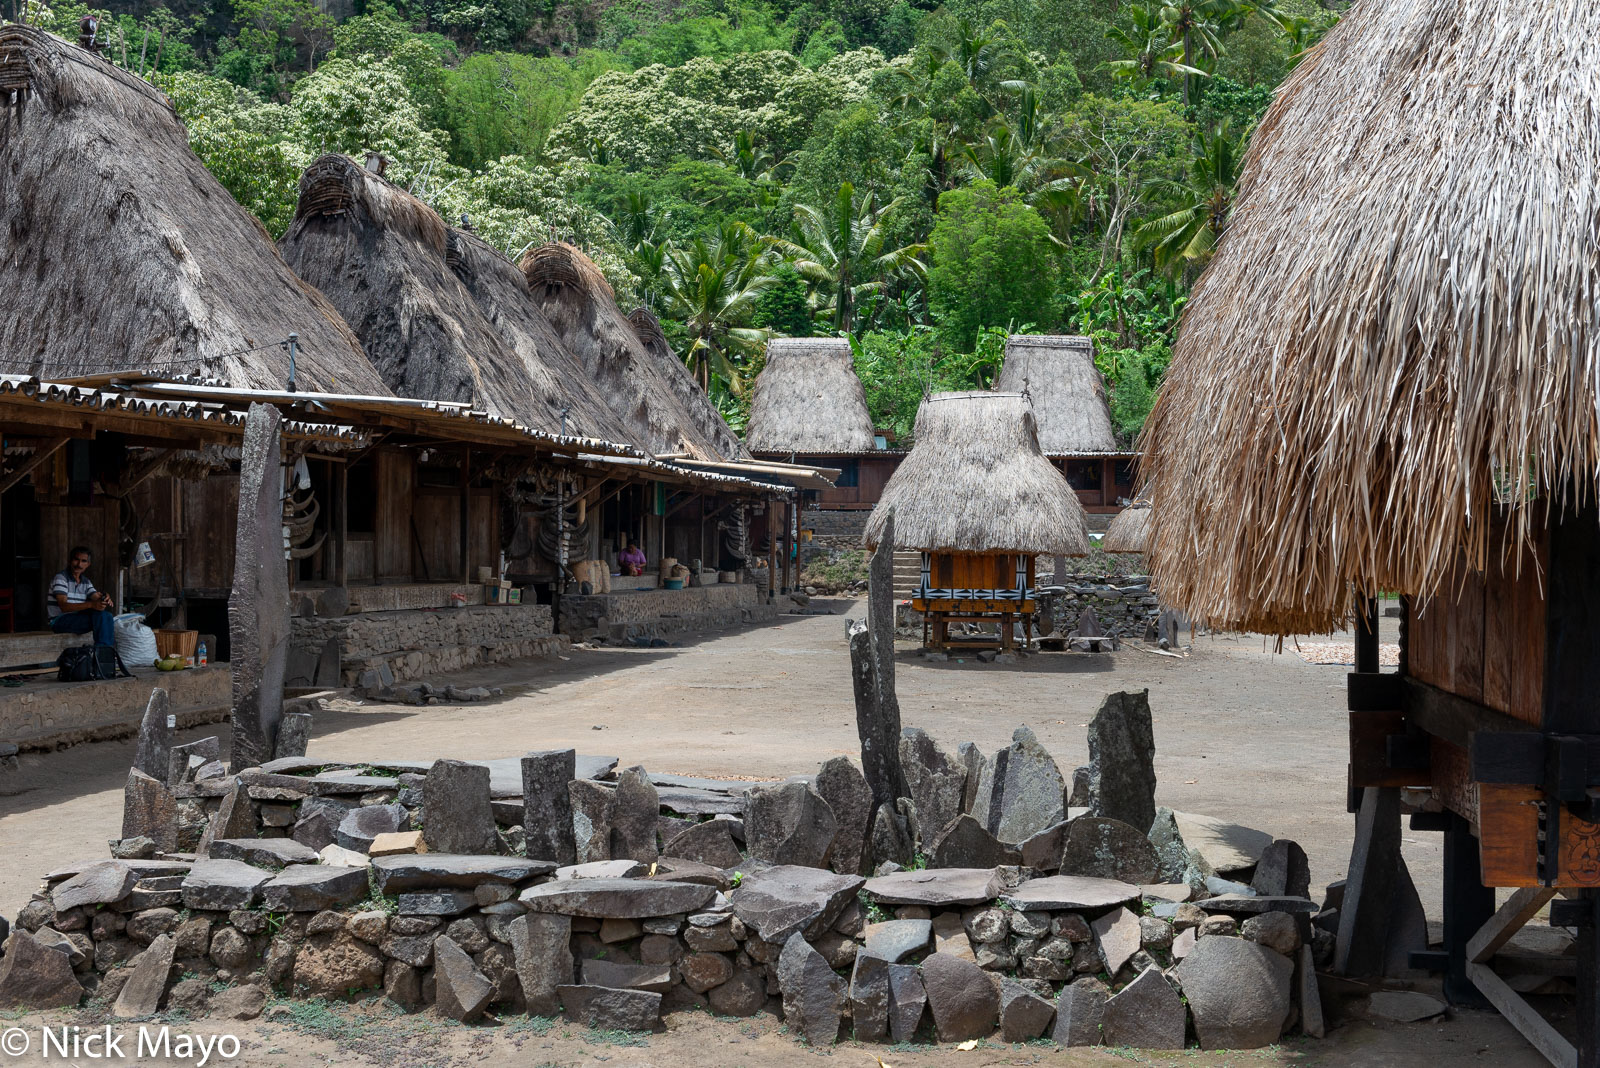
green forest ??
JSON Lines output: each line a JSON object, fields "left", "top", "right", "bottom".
{"left": 13, "top": 0, "right": 1340, "bottom": 441}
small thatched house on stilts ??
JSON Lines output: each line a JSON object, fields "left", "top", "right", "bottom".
{"left": 1140, "top": 0, "right": 1600, "bottom": 1062}
{"left": 1100, "top": 501, "right": 1149, "bottom": 555}
{"left": 863, "top": 391, "right": 1087, "bottom": 652}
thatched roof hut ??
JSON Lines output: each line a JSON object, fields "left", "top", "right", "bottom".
{"left": 995, "top": 336, "right": 1118, "bottom": 455}
{"left": 0, "top": 27, "right": 387, "bottom": 394}
{"left": 1139, "top": 0, "right": 1600, "bottom": 633}
{"left": 524, "top": 243, "right": 748, "bottom": 461}
{"left": 1101, "top": 502, "right": 1150, "bottom": 555}
{"left": 745, "top": 338, "right": 876, "bottom": 455}
{"left": 279, "top": 155, "right": 628, "bottom": 439}
{"left": 863, "top": 391, "right": 1088, "bottom": 555}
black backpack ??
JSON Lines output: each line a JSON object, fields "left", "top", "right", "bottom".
{"left": 56, "top": 645, "right": 131, "bottom": 682}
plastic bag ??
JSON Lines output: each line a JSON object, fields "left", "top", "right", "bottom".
{"left": 113, "top": 613, "right": 159, "bottom": 668}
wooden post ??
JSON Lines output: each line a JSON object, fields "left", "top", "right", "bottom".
{"left": 460, "top": 447, "right": 471, "bottom": 584}
{"left": 849, "top": 510, "right": 908, "bottom": 812}
{"left": 336, "top": 463, "right": 348, "bottom": 590}
{"left": 1440, "top": 811, "right": 1495, "bottom": 1006}
{"left": 1355, "top": 596, "right": 1380, "bottom": 673}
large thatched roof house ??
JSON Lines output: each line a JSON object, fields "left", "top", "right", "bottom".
{"left": 746, "top": 338, "right": 877, "bottom": 455}
{"left": 278, "top": 155, "right": 629, "bottom": 440}
{"left": 0, "top": 27, "right": 387, "bottom": 394}
{"left": 1140, "top": 0, "right": 1600, "bottom": 1042}
{"left": 864, "top": 391, "right": 1087, "bottom": 556}
{"left": 523, "top": 243, "right": 747, "bottom": 461}
{"left": 996, "top": 335, "right": 1135, "bottom": 518}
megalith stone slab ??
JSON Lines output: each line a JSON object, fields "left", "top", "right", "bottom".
{"left": 1000, "top": 978, "right": 1056, "bottom": 1041}
{"left": 867, "top": 802, "right": 914, "bottom": 871}
{"left": 1086, "top": 690, "right": 1157, "bottom": 835}
{"left": 208, "top": 837, "right": 318, "bottom": 869}
{"left": 336, "top": 803, "right": 406, "bottom": 852}
{"left": 1251, "top": 839, "right": 1312, "bottom": 899}
{"left": 899, "top": 728, "right": 966, "bottom": 850}
{"left": 887, "top": 963, "right": 926, "bottom": 1043}
{"left": 1053, "top": 976, "right": 1107, "bottom": 1046}
{"left": 729, "top": 865, "right": 864, "bottom": 942}
{"left": 113, "top": 932, "right": 175, "bottom": 1018}
{"left": 864, "top": 868, "right": 1001, "bottom": 908}
{"left": 124, "top": 769, "right": 179, "bottom": 853}
{"left": 1176, "top": 934, "right": 1293, "bottom": 1049}
{"left": 1000, "top": 875, "right": 1140, "bottom": 912}
{"left": 229, "top": 402, "right": 289, "bottom": 771}
{"left": 181, "top": 861, "right": 272, "bottom": 910}
{"left": 1059, "top": 817, "right": 1160, "bottom": 884}
{"left": 52, "top": 860, "right": 136, "bottom": 911}
{"left": 1018, "top": 819, "right": 1070, "bottom": 871}
{"left": 956, "top": 742, "right": 983, "bottom": 814}
{"left": 745, "top": 780, "right": 837, "bottom": 868}
{"left": 921, "top": 952, "right": 998, "bottom": 1042}
{"left": 509, "top": 913, "right": 574, "bottom": 1015}
{"left": 815, "top": 756, "right": 871, "bottom": 875}
{"left": 293, "top": 797, "right": 352, "bottom": 852}
{"left": 1091, "top": 906, "right": 1142, "bottom": 976}
{"left": 132, "top": 688, "right": 173, "bottom": 781}
{"left": 433, "top": 935, "right": 494, "bottom": 1022}
{"left": 522, "top": 749, "right": 577, "bottom": 864}
{"left": 777, "top": 932, "right": 845, "bottom": 1047}
{"left": 519, "top": 877, "right": 715, "bottom": 918}
{"left": 611, "top": 765, "right": 660, "bottom": 864}
{"left": 861, "top": 919, "right": 932, "bottom": 964}
{"left": 928, "top": 813, "right": 1017, "bottom": 869}
{"left": 371, "top": 855, "right": 553, "bottom": 892}
{"left": 423, "top": 759, "right": 498, "bottom": 855}
{"left": 662, "top": 820, "right": 742, "bottom": 869}
{"left": 849, "top": 951, "right": 890, "bottom": 1041}
{"left": 274, "top": 712, "right": 312, "bottom": 760}
{"left": 969, "top": 725, "right": 1066, "bottom": 845}
{"left": 1102, "top": 965, "right": 1185, "bottom": 1049}
{"left": 558, "top": 984, "right": 661, "bottom": 1031}
{"left": 261, "top": 864, "right": 369, "bottom": 912}
{"left": 570, "top": 779, "right": 616, "bottom": 863}
{"left": 0, "top": 930, "right": 83, "bottom": 1009}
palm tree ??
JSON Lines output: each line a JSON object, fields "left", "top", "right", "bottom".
{"left": 766, "top": 182, "right": 927, "bottom": 333}
{"left": 1134, "top": 121, "right": 1244, "bottom": 276}
{"left": 658, "top": 220, "right": 774, "bottom": 393}
{"left": 1107, "top": 4, "right": 1208, "bottom": 95}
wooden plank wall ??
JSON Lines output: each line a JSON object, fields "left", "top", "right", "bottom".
{"left": 374, "top": 451, "right": 413, "bottom": 583}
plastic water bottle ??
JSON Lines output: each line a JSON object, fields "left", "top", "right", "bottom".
{"left": 197, "top": 641, "right": 208, "bottom": 667}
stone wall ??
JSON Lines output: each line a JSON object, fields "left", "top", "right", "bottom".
{"left": 1042, "top": 574, "right": 1159, "bottom": 639}
{"left": 290, "top": 604, "right": 565, "bottom": 686}
{"left": 0, "top": 666, "right": 229, "bottom": 752}
{"left": 560, "top": 583, "right": 776, "bottom": 642}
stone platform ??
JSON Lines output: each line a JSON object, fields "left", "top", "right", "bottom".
{"left": 559, "top": 582, "right": 776, "bottom": 642}
{"left": 291, "top": 603, "right": 568, "bottom": 687}
{"left": 0, "top": 664, "right": 229, "bottom": 751}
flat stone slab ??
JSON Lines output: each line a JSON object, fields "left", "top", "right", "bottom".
{"left": 377, "top": 756, "right": 618, "bottom": 795}
{"left": 1368, "top": 990, "right": 1446, "bottom": 1022}
{"left": 306, "top": 772, "right": 401, "bottom": 792}
{"left": 557, "top": 984, "right": 661, "bottom": 1031}
{"left": 656, "top": 786, "right": 746, "bottom": 815}
{"left": 1196, "top": 895, "right": 1318, "bottom": 915}
{"left": 582, "top": 958, "right": 673, "bottom": 992}
{"left": 1173, "top": 812, "right": 1274, "bottom": 874}
{"left": 862, "top": 919, "right": 933, "bottom": 963}
{"left": 261, "top": 864, "right": 370, "bottom": 912}
{"left": 45, "top": 859, "right": 191, "bottom": 883}
{"left": 182, "top": 860, "right": 273, "bottom": 910}
{"left": 520, "top": 878, "right": 715, "bottom": 919}
{"left": 649, "top": 773, "right": 775, "bottom": 792}
{"left": 51, "top": 860, "right": 136, "bottom": 911}
{"left": 556, "top": 860, "right": 648, "bottom": 880}
{"left": 1001, "top": 875, "right": 1141, "bottom": 912}
{"left": 862, "top": 868, "right": 1001, "bottom": 907}
{"left": 207, "top": 838, "right": 319, "bottom": 869}
{"left": 729, "top": 865, "right": 865, "bottom": 942}
{"left": 370, "top": 855, "right": 556, "bottom": 893}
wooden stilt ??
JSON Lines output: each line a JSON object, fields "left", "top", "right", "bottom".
{"left": 1441, "top": 811, "right": 1496, "bottom": 1007}
{"left": 1334, "top": 785, "right": 1402, "bottom": 976}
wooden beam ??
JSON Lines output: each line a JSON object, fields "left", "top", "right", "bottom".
{"left": 1466, "top": 961, "right": 1577, "bottom": 1068}
{"left": 1405, "top": 676, "right": 1530, "bottom": 750}
{"left": 0, "top": 436, "right": 67, "bottom": 495}
{"left": 1468, "top": 887, "right": 1558, "bottom": 964}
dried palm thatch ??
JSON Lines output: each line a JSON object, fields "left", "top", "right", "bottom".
{"left": 1101, "top": 502, "right": 1150, "bottom": 555}
{"left": 1140, "top": 0, "right": 1600, "bottom": 634}
{"left": 863, "top": 391, "right": 1089, "bottom": 555}
{"left": 746, "top": 338, "right": 876, "bottom": 455}
{"left": 521, "top": 243, "right": 748, "bottom": 461}
{"left": 0, "top": 27, "right": 387, "bottom": 394}
{"left": 627, "top": 307, "right": 667, "bottom": 353}
{"left": 280, "top": 155, "right": 625, "bottom": 439}
{"left": 995, "top": 336, "right": 1119, "bottom": 455}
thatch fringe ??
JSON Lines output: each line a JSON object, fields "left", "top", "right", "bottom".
{"left": 746, "top": 337, "right": 876, "bottom": 454}
{"left": 280, "top": 155, "right": 632, "bottom": 440}
{"left": 0, "top": 27, "right": 388, "bottom": 394}
{"left": 627, "top": 307, "right": 667, "bottom": 354}
{"left": 996, "top": 335, "right": 1119, "bottom": 455}
{"left": 1101, "top": 503, "right": 1150, "bottom": 555}
{"left": 521, "top": 243, "right": 748, "bottom": 461}
{"left": 1140, "top": 0, "right": 1600, "bottom": 633}
{"left": 863, "top": 391, "right": 1089, "bottom": 555}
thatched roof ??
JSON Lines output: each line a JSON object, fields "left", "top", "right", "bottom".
{"left": 523, "top": 243, "right": 748, "bottom": 461}
{"left": 1101, "top": 503, "right": 1150, "bottom": 555}
{"left": 1139, "top": 0, "right": 1600, "bottom": 633}
{"left": 745, "top": 338, "right": 876, "bottom": 455}
{"left": 995, "top": 336, "right": 1119, "bottom": 455}
{"left": 0, "top": 27, "right": 388, "bottom": 394}
{"left": 279, "top": 155, "right": 632, "bottom": 439}
{"left": 862, "top": 391, "right": 1089, "bottom": 555}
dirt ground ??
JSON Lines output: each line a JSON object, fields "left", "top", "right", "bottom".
{"left": 0, "top": 600, "right": 1554, "bottom": 1065}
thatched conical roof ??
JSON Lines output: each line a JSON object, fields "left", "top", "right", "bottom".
{"left": 863, "top": 391, "right": 1089, "bottom": 555}
{"left": 995, "top": 336, "right": 1118, "bottom": 455}
{"left": 524, "top": 243, "right": 748, "bottom": 461}
{"left": 279, "top": 155, "right": 628, "bottom": 439}
{"left": 745, "top": 338, "right": 876, "bottom": 455}
{"left": 1101, "top": 503, "right": 1150, "bottom": 555}
{"left": 0, "top": 27, "right": 388, "bottom": 394}
{"left": 1140, "top": 0, "right": 1600, "bottom": 633}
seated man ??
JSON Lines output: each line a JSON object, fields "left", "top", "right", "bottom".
{"left": 618, "top": 541, "right": 647, "bottom": 577}
{"left": 49, "top": 546, "right": 115, "bottom": 647}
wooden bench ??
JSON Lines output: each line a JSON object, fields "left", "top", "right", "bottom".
{"left": 0, "top": 630, "right": 89, "bottom": 672}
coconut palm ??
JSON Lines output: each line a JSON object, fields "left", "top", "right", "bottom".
{"left": 766, "top": 182, "right": 927, "bottom": 333}
{"left": 658, "top": 220, "right": 774, "bottom": 394}
{"left": 1135, "top": 121, "right": 1244, "bottom": 276}
{"left": 1107, "top": 4, "right": 1208, "bottom": 95}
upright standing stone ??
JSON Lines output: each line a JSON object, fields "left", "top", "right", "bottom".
{"left": 1175, "top": 934, "right": 1292, "bottom": 1049}
{"left": 1086, "top": 690, "right": 1157, "bottom": 835}
{"left": 229, "top": 403, "right": 288, "bottom": 771}
{"left": 867, "top": 804, "right": 914, "bottom": 871}
{"left": 1101, "top": 965, "right": 1185, "bottom": 1049}
{"left": 745, "top": 781, "right": 837, "bottom": 868}
{"left": 0, "top": 930, "right": 83, "bottom": 1009}
{"left": 815, "top": 756, "right": 871, "bottom": 875}
{"left": 522, "top": 749, "right": 577, "bottom": 865}
{"left": 899, "top": 728, "right": 966, "bottom": 848}
{"left": 166, "top": 736, "right": 220, "bottom": 788}
{"left": 850, "top": 514, "right": 909, "bottom": 820}
{"left": 132, "top": 688, "right": 173, "bottom": 781}
{"left": 848, "top": 951, "right": 890, "bottom": 1041}
{"left": 274, "top": 712, "right": 313, "bottom": 760}
{"left": 1251, "top": 839, "right": 1312, "bottom": 899}
{"left": 423, "top": 760, "right": 497, "bottom": 855}
{"left": 777, "top": 933, "right": 845, "bottom": 1047}
{"left": 124, "top": 769, "right": 179, "bottom": 853}
{"left": 969, "top": 726, "right": 1066, "bottom": 845}
{"left": 113, "top": 933, "right": 176, "bottom": 1018}
{"left": 509, "top": 913, "right": 574, "bottom": 1015}
{"left": 920, "top": 952, "right": 999, "bottom": 1042}
{"left": 956, "top": 742, "right": 984, "bottom": 814}
{"left": 199, "top": 780, "right": 256, "bottom": 857}
{"left": 999, "top": 978, "right": 1056, "bottom": 1041}
{"left": 1053, "top": 977, "right": 1107, "bottom": 1046}
{"left": 569, "top": 779, "right": 615, "bottom": 863}
{"left": 886, "top": 963, "right": 926, "bottom": 1042}
{"left": 611, "top": 766, "right": 660, "bottom": 865}
{"left": 1058, "top": 817, "right": 1160, "bottom": 884}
